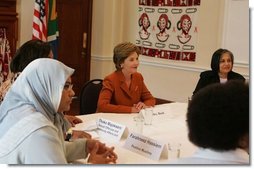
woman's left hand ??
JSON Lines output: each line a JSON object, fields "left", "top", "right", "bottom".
{"left": 72, "top": 130, "right": 92, "bottom": 139}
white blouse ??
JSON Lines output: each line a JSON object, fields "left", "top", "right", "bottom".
{"left": 170, "top": 148, "right": 249, "bottom": 164}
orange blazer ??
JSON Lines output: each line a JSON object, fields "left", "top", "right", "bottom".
{"left": 97, "top": 71, "right": 155, "bottom": 113}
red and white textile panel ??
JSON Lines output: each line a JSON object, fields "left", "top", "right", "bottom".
{"left": 137, "top": 0, "right": 200, "bottom": 62}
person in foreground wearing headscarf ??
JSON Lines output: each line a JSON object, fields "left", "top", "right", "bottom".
{"left": 0, "top": 58, "right": 117, "bottom": 164}
{"left": 0, "top": 39, "right": 90, "bottom": 139}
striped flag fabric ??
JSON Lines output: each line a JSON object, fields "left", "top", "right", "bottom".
{"left": 32, "top": 0, "right": 48, "bottom": 41}
{"left": 32, "top": 0, "right": 59, "bottom": 59}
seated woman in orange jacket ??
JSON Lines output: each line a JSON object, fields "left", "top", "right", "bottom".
{"left": 97, "top": 42, "right": 155, "bottom": 113}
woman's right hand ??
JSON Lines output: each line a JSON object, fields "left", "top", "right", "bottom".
{"left": 86, "top": 139, "right": 118, "bottom": 164}
{"left": 132, "top": 102, "right": 147, "bottom": 113}
{"left": 88, "top": 142, "right": 117, "bottom": 164}
{"left": 131, "top": 107, "right": 140, "bottom": 113}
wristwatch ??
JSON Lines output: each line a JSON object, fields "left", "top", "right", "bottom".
{"left": 65, "top": 128, "right": 73, "bottom": 141}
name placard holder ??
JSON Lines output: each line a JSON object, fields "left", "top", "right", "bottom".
{"left": 123, "top": 132, "right": 168, "bottom": 161}
{"left": 97, "top": 118, "right": 128, "bottom": 142}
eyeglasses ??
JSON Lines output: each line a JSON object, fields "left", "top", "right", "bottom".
{"left": 64, "top": 82, "right": 73, "bottom": 90}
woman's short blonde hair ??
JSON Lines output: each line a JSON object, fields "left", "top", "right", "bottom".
{"left": 113, "top": 42, "right": 141, "bottom": 70}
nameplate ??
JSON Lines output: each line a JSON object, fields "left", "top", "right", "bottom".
{"left": 139, "top": 109, "right": 165, "bottom": 118}
{"left": 123, "top": 132, "right": 168, "bottom": 161}
{"left": 152, "top": 111, "right": 165, "bottom": 116}
{"left": 97, "top": 118, "right": 127, "bottom": 142}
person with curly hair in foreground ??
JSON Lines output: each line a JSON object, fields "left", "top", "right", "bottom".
{"left": 172, "top": 80, "right": 249, "bottom": 164}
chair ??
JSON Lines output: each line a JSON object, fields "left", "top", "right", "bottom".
{"left": 79, "top": 79, "right": 103, "bottom": 115}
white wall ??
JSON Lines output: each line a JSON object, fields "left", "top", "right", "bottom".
{"left": 16, "top": 0, "right": 34, "bottom": 46}
{"left": 91, "top": 0, "right": 249, "bottom": 102}
{"left": 17, "top": 0, "right": 249, "bottom": 102}
{"left": 221, "top": 0, "right": 249, "bottom": 65}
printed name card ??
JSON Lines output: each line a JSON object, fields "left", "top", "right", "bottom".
{"left": 152, "top": 111, "right": 165, "bottom": 116}
{"left": 152, "top": 107, "right": 166, "bottom": 116}
{"left": 123, "top": 132, "right": 168, "bottom": 161}
{"left": 97, "top": 118, "right": 127, "bottom": 142}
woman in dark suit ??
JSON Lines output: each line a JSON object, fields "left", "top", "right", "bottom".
{"left": 193, "top": 48, "right": 245, "bottom": 95}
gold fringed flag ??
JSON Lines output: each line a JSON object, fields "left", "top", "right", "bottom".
{"left": 0, "top": 28, "right": 11, "bottom": 83}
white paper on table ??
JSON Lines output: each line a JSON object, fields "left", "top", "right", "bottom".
{"left": 73, "top": 120, "right": 97, "bottom": 131}
{"left": 72, "top": 120, "right": 99, "bottom": 139}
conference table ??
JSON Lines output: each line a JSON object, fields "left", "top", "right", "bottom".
{"left": 73, "top": 102, "right": 197, "bottom": 164}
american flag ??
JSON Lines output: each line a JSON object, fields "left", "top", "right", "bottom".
{"left": 32, "top": 0, "right": 49, "bottom": 41}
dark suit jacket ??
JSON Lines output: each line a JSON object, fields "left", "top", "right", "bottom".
{"left": 193, "top": 70, "right": 245, "bottom": 95}
{"left": 97, "top": 71, "right": 155, "bottom": 113}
